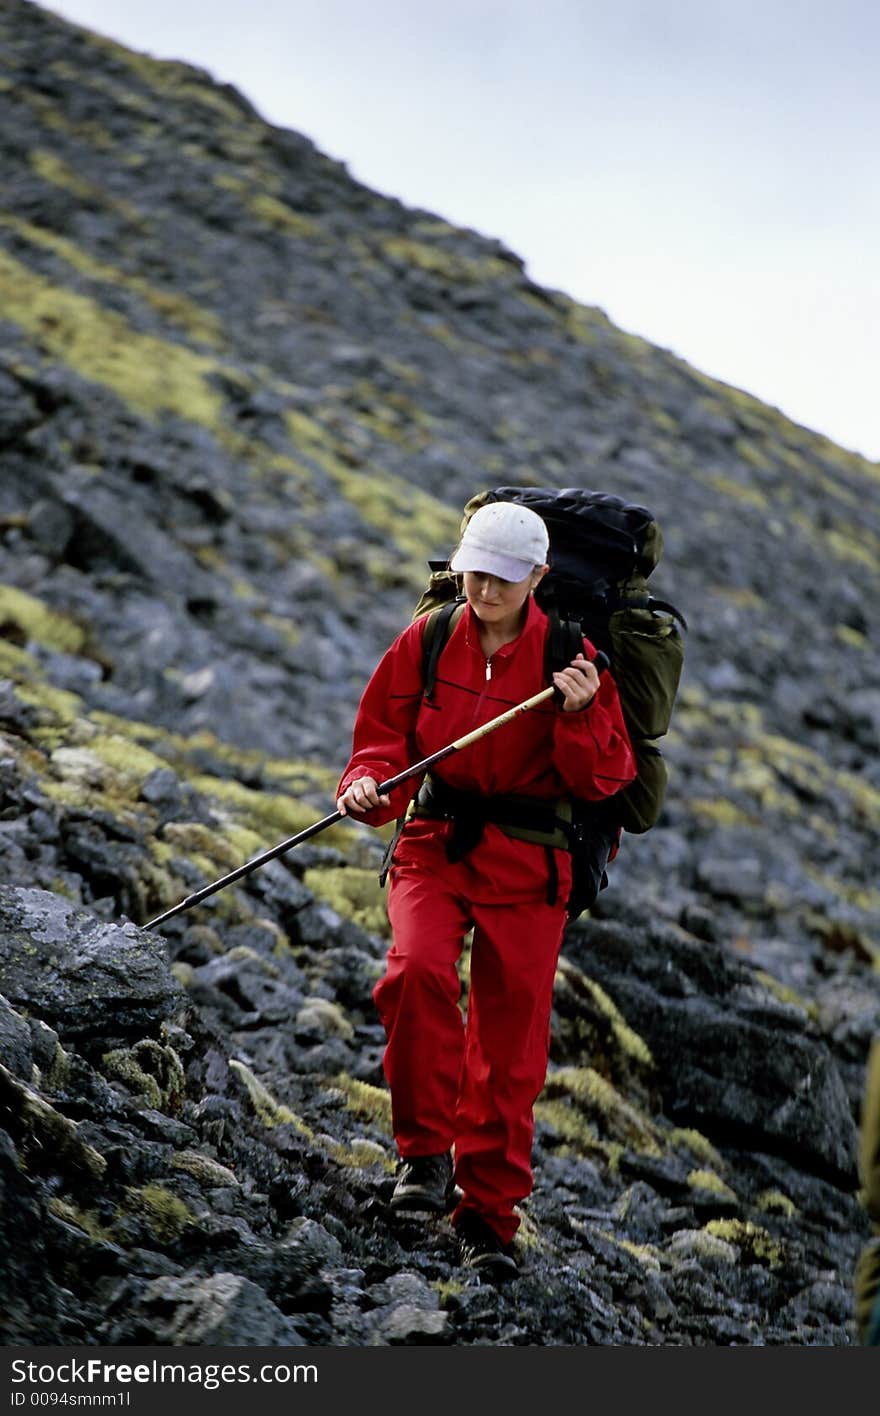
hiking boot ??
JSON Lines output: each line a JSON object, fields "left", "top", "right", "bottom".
{"left": 390, "top": 1152, "right": 456, "bottom": 1213}
{"left": 455, "top": 1211, "right": 518, "bottom": 1281}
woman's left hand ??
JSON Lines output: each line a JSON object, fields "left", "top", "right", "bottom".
{"left": 553, "top": 654, "right": 600, "bottom": 712}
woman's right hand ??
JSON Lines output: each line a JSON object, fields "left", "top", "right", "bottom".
{"left": 336, "top": 776, "right": 390, "bottom": 816}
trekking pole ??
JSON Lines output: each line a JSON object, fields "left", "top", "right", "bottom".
{"left": 145, "top": 652, "right": 609, "bottom": 930}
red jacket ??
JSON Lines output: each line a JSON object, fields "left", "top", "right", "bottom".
{"left": 338, "top": 598, "right": 635, "bottom": 849}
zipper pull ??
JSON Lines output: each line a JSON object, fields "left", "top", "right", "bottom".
{"left": 485, "top": 658, "right": 492, "bottom": 681}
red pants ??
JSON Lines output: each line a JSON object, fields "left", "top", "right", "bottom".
{"left": 377, "top": 824, "right": 568, "bottom": 1244}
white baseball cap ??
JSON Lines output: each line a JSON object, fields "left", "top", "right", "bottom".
{"left": 449, "top": 501, "right": 550, "bottom": 582}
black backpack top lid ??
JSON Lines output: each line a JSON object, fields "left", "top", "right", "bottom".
{"left": 485, "top": 486, "right": 662, "bottom": 584}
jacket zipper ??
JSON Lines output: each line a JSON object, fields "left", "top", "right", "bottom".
{"left": 486, "top": 657, "right": 492, "bottom": 681}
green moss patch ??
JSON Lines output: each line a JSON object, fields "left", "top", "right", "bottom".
{"left": 542, "top": 1066, "right": 662, "bottom": 1154}
{"left": 228, "top": 1059, "right": 312, "bottom": 1135}
{"left": 188, "top": 774, "right": 352, "bottom": 849}
{"left": 122, "top": 1184, "right": 196, "bottom": 1243}
{"left": 687, "top": 1168, "right": 738, "bottom": 1202}
{"left": 380, "top": 236, "right": 512, "bottom": 285}
{"left": 169, "top": 1151, "right": 239, "bottom": 1188}
{"left": 553, "top": 958, "right": 654, "bottom": 1073}
{"left": 48, "top": 1197, "right": 115, "bottom": 1244}
{"left": 754, "top": 1189, "right": 798, "bottom": 1217}
{"left": 0, "top": 215, "right": 224, "bottom": 345}
{"left": 704, "top": 1219, "right": 783, "bottom": 1267}
{"left": 668, "top": 1128, "right": 725, "bottom": 1170}
{"left": 333, "top": 1072, "right": 393, "bottom": 1134}
{"left": 0, "top": 246, "right": 225, "bottom": 426}
{"left": 533, "top": 1096, "right": 619, "bottom": 1166}
{"left": 102, "top": 1040, "right": 185, "bottom": 1114}
{"left": 302, "top": 866, "right": 389, "bottom": 938}
{"left": 0, "top": 583, "right": 86, "bottom": 654}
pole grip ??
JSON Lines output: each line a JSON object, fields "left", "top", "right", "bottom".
{"left": 551, "top": 648, "right": 609, "bottom": 704}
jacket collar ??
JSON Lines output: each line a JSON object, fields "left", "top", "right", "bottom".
{"left": 463, "top": 593, "right": 546, "bottom": 656}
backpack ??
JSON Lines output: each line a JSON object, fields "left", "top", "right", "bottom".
{"left": 410, "top": 487, "right": 686, "bottom": 916}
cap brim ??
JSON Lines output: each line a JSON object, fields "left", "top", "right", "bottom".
{"left": 449, "top": 546, "right": 534, "bottom": 582}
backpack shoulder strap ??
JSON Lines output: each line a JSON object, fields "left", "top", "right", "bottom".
{"left": 543, "top": 601, "right": 587, "bottom": 679}
{"left": 422, "top": 598, "right": 466, "bottom": 701}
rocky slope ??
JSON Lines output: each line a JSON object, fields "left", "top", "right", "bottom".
{"left": 0, "top": 0, "right": 878, "bottom": 1346}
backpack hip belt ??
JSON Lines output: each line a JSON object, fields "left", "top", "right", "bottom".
{"left": 406, "top": 773, "right": 573, "bottom": 908}
{"left": 378, "top": 774, "right": 617, "bottom": 915}
{"left": 378, "top": 773, "right": 572, "bottom": 903}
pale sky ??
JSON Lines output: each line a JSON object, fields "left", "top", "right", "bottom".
{"left": 47, "top": 0, "right": 880, "bottom": 461}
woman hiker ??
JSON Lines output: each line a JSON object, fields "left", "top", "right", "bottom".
{"left": 336, "top": 501, "right": 636, "bottom": 1279}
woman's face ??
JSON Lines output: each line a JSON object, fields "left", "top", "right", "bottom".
{"left": 462, "top": 567, "right": 545, "bottom": 634}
